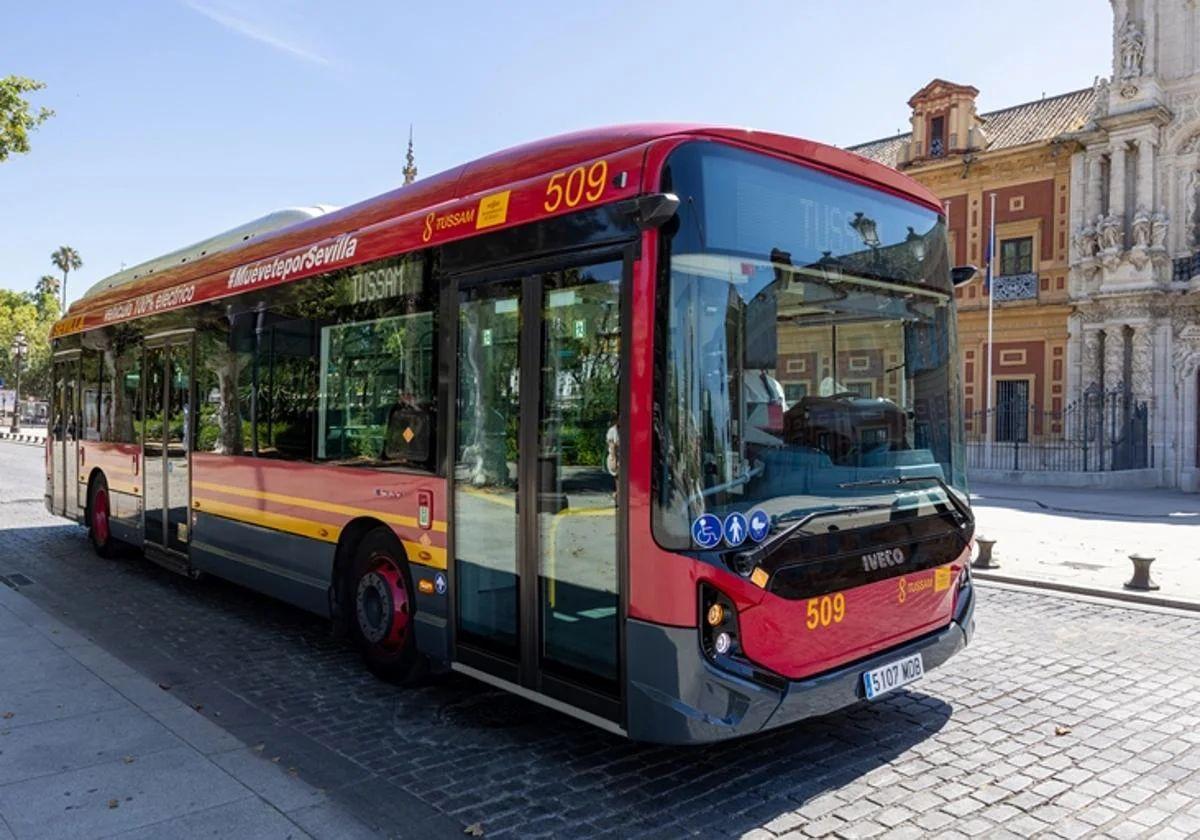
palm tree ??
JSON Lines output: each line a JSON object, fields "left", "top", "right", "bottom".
{"left": 35, "top": 274, "right": 59, "bottom": 299}
{"left": 33, "top": 275, "right": 60, "bottom": 317}
{"left": 50, "top": 246, "right": 81, "bottom": 310}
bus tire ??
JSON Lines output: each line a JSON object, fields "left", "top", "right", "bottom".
{"left": 87, "top": 475, "right": 118, "bottom": 559}
{"left": 347, "top": 526, "right": 422, "bottom": 683}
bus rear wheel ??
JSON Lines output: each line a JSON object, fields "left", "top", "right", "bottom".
{"left": 348, "top": 527, "right": 421, "bottom": 682}
{"left": 87, "top": 476, "right": 117, "bottom": 559}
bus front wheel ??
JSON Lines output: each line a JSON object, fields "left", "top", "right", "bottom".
{"left": 348, "top": 527, "right": 423, "bottom": 683}
{"left": 87, "top": 476, "right": 117, "bottom": 559}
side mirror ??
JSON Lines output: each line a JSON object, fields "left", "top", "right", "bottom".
{"left": 619, "top": 193, "right": 680, "bottom": 230}
{"left": 951, "top": 265, "right": 978, "bottom": 286}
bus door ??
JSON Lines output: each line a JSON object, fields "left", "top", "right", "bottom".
{"left": 142, "top": 334, "right": 194, "bottom": 555}
{"left": 451, "top": 255, "right": 626, "bottom": 726}
{"left": 50, "top": 352, "right": 81, "bottom": 518}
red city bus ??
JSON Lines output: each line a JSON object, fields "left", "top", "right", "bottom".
{"left": 46, "top": 125, "right": 975, "bottom": 743}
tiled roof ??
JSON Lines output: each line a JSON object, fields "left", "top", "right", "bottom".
{"left": 847, "top": 87, "right": 1096, "bottom": 167}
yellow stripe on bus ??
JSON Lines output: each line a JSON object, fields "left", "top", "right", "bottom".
{"left": 193, "top": 497, "right": 447, "bottom": 569}
{"left": 191, "top": 480, "right": 447, "bottom": 533}
{"left": 194, "top": 497, "right": 341, "bottom": 543}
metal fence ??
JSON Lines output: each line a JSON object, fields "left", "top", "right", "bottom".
{"left": 966, "top": 386, "right": 1151, "bottom": 473}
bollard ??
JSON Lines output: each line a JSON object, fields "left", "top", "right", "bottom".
{"left": 973, "top": 536, "right": 999, "bottom": 569}
{"left": 1124, "top": 554, "right": 1159, "bottom": 591}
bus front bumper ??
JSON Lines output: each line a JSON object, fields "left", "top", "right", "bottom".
{"left": 626, "top": 582, "right": 975, "bottom": 745}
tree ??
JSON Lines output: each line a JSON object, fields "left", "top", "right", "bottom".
{"left": 0, "top": 76, "right": 53, "bottom": 163}
{"left": 33, "top": 275, "right": 60, "bottom": 317}
{"left": 51, "top": 246, "right": 81, "bottom": 310}
{"left": 0, "top": 289, "right": 56, "bottom": 401}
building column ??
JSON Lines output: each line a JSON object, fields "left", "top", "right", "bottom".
{"left": 1130, "top": 324, "right": 1155, "bottom": 405}
{"left": 1081, "top": 327, "right": 1103, "bottom": 393}
{"left": 1103, "top": 324, "right": 1126, "bottom": 394}
{"left": 1136, "top": 136, "right": 1155, "bottom": 211}
{"left": 1085, "top": 151, "right": 1104, "bottom": 223}
{"left": 1109, "top": 143, "right": 1127, "bottom": 230}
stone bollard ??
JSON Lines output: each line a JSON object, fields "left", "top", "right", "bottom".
{"left": 973, "top": 536, "right": 999, "bottom": 570}
{"left": 1124, "top": 554, "right": 1160, "bottom": 591}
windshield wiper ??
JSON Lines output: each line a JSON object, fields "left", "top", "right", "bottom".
{"left": 733, "top": 504, "right": 878, "bottom": 571}
{"left": 838, "top": 475, "right": 973, "bottom": 528}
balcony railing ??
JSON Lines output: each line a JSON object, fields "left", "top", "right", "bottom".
{"left": 991, "top": 272, "right": 1038, "bottom": 302}
{"left": 1173, "top": 253, "right": 1200, "bottom": 283}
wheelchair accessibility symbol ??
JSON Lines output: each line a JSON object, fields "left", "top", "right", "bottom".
{"left": 691, "top": 514, "right": 722, "bottom": 549}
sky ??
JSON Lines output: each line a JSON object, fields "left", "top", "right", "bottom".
{"left": 2, "top": 1, "right": 1113, "bottom": 306}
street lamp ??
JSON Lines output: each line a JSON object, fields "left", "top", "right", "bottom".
{"left": 9, "top": 332, "right": 27, "bottom": 434}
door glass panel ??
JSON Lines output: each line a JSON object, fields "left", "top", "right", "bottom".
{"left": 454, "top": 283, "right": 522, "bottom": 656}
{"left": 62, "top": 360, "right": 79, "bottom": 515}
{"left": 166, "top": 342, "right": 191, "bottom": 551}
{"left": 537, "top": 261, "right": 621, "bottom": 686}
{"left": 50, "top": 364, "right": 67, "bottom": 515}
{"left": 143, "top": 346, "right": 166, "bottom": 547}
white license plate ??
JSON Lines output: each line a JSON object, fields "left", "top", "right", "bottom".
{"left": 862, "top": 653, "right": 924, "bottom": 700}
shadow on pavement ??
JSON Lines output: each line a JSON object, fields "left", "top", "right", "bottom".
{"left": 0, "top": 521, "right": 952, "bottom": 838}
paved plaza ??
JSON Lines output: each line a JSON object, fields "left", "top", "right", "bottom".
{"left": 970, "top": 481, "right": 1200, "bottom": 608}
{"left": 2, "top": 439, "right": 1200, "bottom": 838}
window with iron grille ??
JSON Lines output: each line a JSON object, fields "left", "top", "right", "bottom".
{"left": 994, "top": 379, "right": 1029, "bottom": 443}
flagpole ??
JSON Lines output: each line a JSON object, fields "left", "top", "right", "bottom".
{"left": 985, "top": 192, "right": 996, "bottom": 465}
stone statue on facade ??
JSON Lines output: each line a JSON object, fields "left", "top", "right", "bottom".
{"left": 1131, "top": 207, "right": 1152, "bottom": 248}
{"left": 1099, "top": 212, "right": 1124, "bottom": 253}
{"left": 1150, "top": 210, "right": 1169, "bottom": 255}
{"left": 1091, "top": 76, "right": 1110, "bottom": 120}
{"left": 1130, "top": 207, "right": 1152, "bottom": 268}
{"left": 1119, "top": 18, "right": 1145, "bottom": 79}
{"left": 1074, "top": 220, "right": 1099, "bottom": 264}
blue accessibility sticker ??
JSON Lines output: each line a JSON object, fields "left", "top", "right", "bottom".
{"left": 723, "top": 512, "right": 749, "bottom": 548}
{"left": 434, "top": 572, "right": 447, "bottom": 595}
{"left": 747, "top": 509, "right": 771, "bottom": 543}
{"left": 691, "top": 514, "right": 723, "bottom": 549}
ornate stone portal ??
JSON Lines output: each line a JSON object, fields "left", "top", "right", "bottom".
{"left": 1064, "top": 0, "right": 1200, "bottom": 491}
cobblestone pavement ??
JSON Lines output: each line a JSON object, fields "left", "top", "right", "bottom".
{"left": 4, "top": 442, "right": 1200, "bottom": 839}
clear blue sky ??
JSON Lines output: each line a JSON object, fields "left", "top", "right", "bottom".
{"left": 2, "top": 1, "right": 1112, "bottom": 305}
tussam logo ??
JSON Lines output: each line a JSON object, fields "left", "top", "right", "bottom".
{"left": 227, "top": 234, "right": 358, "bottom": 290}
{"left": 862, "top": 547, "right": 906, "bottom": 572}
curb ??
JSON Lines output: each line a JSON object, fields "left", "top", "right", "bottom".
{"left": 0, "top": 433, "right": 45, "bottom": 445}
{"left": 974, "top": 570, "right": 1200, "bottom": 614}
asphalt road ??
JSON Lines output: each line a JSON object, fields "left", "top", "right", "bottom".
{"left": 2, "top": 439, "right": 1200, "bottom": 839}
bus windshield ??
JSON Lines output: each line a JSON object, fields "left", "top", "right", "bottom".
{"left": 653, "top": 142, "right": 967, "bottom": 549}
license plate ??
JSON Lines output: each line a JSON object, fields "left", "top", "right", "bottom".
{"left": 862, "top": 653, "right": 924, "bottom": 700}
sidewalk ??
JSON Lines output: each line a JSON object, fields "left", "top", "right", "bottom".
{"left": 0, "top": 582, "right": 381, "bottom": 840}
{"left": 969, "top": 480, "right": 1200, "bottom": 610}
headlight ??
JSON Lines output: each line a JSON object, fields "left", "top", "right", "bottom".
{"left": 700, "top": 584, "right": 739, "bottom": 661}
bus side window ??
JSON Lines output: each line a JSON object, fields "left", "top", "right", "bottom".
{"left": 196, "top": 319, "right": 248, "bottom": 455}
{"left": 111, "top": 340, "right": 142, "bottom": 445}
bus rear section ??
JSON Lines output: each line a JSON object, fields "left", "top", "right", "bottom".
{"left": 624, "top": 139, "right": 976, "bottom": 743}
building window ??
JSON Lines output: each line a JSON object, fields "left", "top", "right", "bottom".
{"left": 1000, "top": 236, "right": 1033, "bottom": 276}
{"left": 930, "top": 116, "right": 946, "bottom": 157}
{"left": 994, "top": 379, "right": 1030, "bottom": 443}
{"left": 784, "top": 382, "right": 808, "bottom": 403}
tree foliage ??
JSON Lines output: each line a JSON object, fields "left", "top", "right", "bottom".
{"left": 0, "top": 76, "right": 53, "bottom": 163}
{"left": 0, "top": 287, "right": 60, "bottom": 400}
{"left": 51, "top": 245, "right": 82, "bottom": 308}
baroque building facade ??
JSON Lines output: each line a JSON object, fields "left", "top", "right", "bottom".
{"left": 849, "top": 81, "right": 1093, "bottom": 468}
{"left": 1065, "top": 0, "right": 1200, "bottom": 491}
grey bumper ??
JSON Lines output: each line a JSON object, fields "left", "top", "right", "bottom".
{"left": 626, "top": 583, "right": 976, "bottom": 744}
